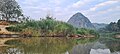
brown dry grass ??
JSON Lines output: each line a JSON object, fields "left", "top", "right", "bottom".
{"left": 0, "top": 25, "right": 19, "bottom": 34}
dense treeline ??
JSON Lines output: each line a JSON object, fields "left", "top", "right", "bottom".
{"left": 7, "top": 16, "right": 75, "bottom": 36}
{"left": 99, "top": 19, "right": 120, "bottom": 32}
{"left": 6, "top": 16, "right": 99, "bottom": 37}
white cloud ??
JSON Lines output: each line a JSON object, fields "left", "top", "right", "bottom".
{"left": 71, "top": 0, "right": 95, "bottom": 9}
{"left": 90, "top": 0, "right": 118, "bottom": 11}
{"left": 54, "top": 7, "right": 62, "bottom": 13}
{"left": 24, "top": 0, "right": 39, "bottom": 3}
{"left": 20, "top": 0, "right": 40, "bottom": 6}
{"left": 98, "top": 6, "right": 120, "bottom": 14}
{"left": 49, "top": 0, "right": 65, "bottom": 5}
{"left": 72, "top": 1, "right": 84, "bottom": 8}
{"left": 15, "top": 0, "right": 18, "bottom": 2}
{"left": 82, "top": 5, "right": 120, "bottom": 23}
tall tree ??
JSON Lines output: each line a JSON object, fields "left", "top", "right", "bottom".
{"left": 106, "top": 22, "right": 119, "bottom": 32}
{"left": 117, "top": 19, "right": 120, "bottom": 29}
{"left": 0, "top": 0, "right": 23, "bottom": 21}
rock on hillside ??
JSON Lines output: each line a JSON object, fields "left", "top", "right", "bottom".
{"left": 67, "top": 12, "right": 94, "bottom": 29}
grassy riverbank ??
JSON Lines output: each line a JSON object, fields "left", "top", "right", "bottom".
{"left": 6, "top": 16, "right": 99, "bottom": 37}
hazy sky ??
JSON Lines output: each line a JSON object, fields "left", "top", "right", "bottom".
{"left": 16, "top": 0, "right": 120, "bottom": 23}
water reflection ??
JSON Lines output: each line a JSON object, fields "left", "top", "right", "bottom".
{"left": 90, "top": 42, "right": 110, "bottom": 54}
{"left": 90, "top": 49, "right": 111, "bottom": 54}
{"left": 0, "top": 37, "right": 119, "bottom": 54}
{"left": 70, "top": 42, "right": 94, "bottom": 54}
{"left": 7, "top": 48, "right": 24, "bottom": 54}
{"left": 70, "top": 38, "right": 120, "bottom": 54}
{"left": 99, "top": 38, "right": 120, "bottom": 53}
{"left": 4, "top": 37, "right": 76, "bottom": 54}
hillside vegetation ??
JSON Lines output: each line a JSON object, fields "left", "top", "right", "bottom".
{"left": 99, "top": 19, "right": 120, "bottom": 32}
{"left": 6, "top": 16, "right": 99, "bottom": 37}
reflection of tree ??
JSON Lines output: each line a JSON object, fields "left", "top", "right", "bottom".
{"left": 6, "top": 48, "right": 24, "bottom": 54}
{"left": 76, "top": 37, "right": 98, "bottom": 44}
{"left": 0, "top": 47, "right": 24, "bottom": 54}
{"left": 0, "top": 46, "right": 7, "bottom": 53}
{"left": 99, "top": 38, "right": 120, "bottom": 52}
{"left": 0, "top": 38, "right": 99, "bottom": 54}
{"left": 8, "top": 38, "right": 75, "bottom": 54}
{"left": 69, "top": 38, "right": 98, "bottom": 54}
{"left": 105, "top": 40, "right": 120, "bottom": 52}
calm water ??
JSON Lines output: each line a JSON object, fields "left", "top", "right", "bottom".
{"left": 0, "top": 37, "right": 120, "bottom": 54}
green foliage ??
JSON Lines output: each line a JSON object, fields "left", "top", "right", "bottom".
{"left": 101, "top": 19, "right": 120, "bottom": 32}
{"left": 76, "top": 28, "right": 99, "bottom": 36}
{"left": 76, "top": 38, "right": 98, "bottom": 44}
{"left": 0, "top": 0, "right": 23, "bottom": 21}
{"left": 117, "top": 19, "right": 120, "bottom": 29}
{"left": 21, "top": 27, "right": 41, "bottom": 36}
{"left": 6, "top": 16, "right": 99, "bottom": 37}
{"left": 106, "top": 22, "right": 119, "bottom": 32}
{"left": 76, "top": 28, "right": 89, "bottom": 35}
{"left": 7, "top": 16, "right": 75, "bottom": 36}
{"left": 54, "top": 22, "right": 75, "bottom": 36}
{"left": 6, "top": 26, "right": 22, "bottom": 32}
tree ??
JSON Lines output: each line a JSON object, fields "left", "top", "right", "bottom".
{"left": 106, "top": 22, "right": 119, "bottom": 32}
{"left": 117, "top": 19, "right": 120, "bottom": 29}
{"left": 0, "top": 0, "right": 23, "bottom": 21}
{"left": 76, "top": 28, "right": 89, "bottom": 35}
{"left": 54, "top": 23, "right": 75, "bottom": 36}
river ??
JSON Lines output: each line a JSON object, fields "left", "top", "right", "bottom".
{"left": 0, "top": 37, "right": 119, "bottom": 54}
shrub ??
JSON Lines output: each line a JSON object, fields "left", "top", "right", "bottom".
{"left": 76, "top": 28, "right": 99, "bottom": 37}
{"left": 21, "top": 27, "right": 41, "bottom": 36}
{"left": 6, "top": 26, "right": 22, "bottom": 32}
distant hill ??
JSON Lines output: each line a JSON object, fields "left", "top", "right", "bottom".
{"left": 92, "top": 23, "right": 108, "bottom": 30}
{"left": 67, "top": 12, "right": 94, "bottom": 29}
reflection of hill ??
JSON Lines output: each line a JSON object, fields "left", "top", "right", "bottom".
{"left": 99, "top": 38, "right": 120, "bottom": 52}
{"left": 90, "top": 42, "right": 111, "bottom": 54}
{"left": 0, "top": 46, "right": 7, "bottom": 53}
{"left": 70, "top": 43, "right": 94, "bottom": 54}
{"left": 92, "top": 42, "right": 107, "bottom": 49}
{"left": 90, "top": 49, "right": 111, "bottom": 54}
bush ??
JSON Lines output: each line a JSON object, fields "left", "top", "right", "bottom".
{"left": 6, "top": 26, "right": 22, "bottom": 32}
{"left": 21, "top": 27, "right": 41, "bottom": 36}
{"left": 76, "top": 28, "right": 89, "bottom": 35}
{"left": 76, "top": 28, "right": 99, "bottom": 37}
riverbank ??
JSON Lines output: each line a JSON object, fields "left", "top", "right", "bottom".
{"left": 0, "top": 25, "right": 19, "bottom": 34}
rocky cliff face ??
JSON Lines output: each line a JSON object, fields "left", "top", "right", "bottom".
{"left": 67, "top": 12, "right": 94, "bottom": 29}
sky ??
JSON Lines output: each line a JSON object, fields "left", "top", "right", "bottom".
{"left": 16, "top": 0, "right": 120, "bottom": 24}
